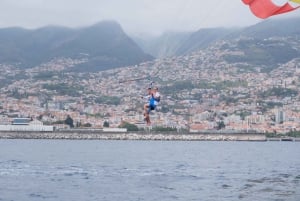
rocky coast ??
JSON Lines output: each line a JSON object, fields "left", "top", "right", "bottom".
{"left": 0, "top": 131, "right": 267, "bottom": 141}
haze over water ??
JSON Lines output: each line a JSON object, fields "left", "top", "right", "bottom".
{"left": 0, "top": 140, "right": 299, "bottom": 201}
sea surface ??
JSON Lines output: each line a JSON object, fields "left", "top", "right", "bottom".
{"left": 0, "top": 140, "right": 299, "bottom": 201}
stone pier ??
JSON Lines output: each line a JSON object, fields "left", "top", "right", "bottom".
{"left": 0, "top": 131, "right": 267, "bottom": 141}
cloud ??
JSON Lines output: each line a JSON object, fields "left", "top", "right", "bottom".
{"left": 0, "top": 0, "right": 286, "bottom": 34}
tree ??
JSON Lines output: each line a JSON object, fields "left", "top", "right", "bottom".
{"left": 217, "top": 121, "right": 225, "bottom": 130}
{"left": 152, "top": 126, "right": 177, "bottom": 132}
{"left": 119, "top": 121, "right": 139, "bottom": 131}
{"left": 83, "top": 123, "right": 92, "bottom": 127}
{"left": 103, "top": 121, "right": 109, "bottom": 128}
{"left": 65, "top": 115, "right": 74, "bottom": 128}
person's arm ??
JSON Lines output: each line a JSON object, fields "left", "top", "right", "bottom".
{"left": 141, "top": 93, "right": 152, "bottom": 100}
{"left": 154, "top": 92, "right": 160, "bottom": 101}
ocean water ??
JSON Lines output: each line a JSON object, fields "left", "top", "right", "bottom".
{"left": 0, "top": 140, "right": 299, "bottom": 201}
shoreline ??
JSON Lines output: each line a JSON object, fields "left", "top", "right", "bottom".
{"left": 0, "top": 131, "right": 268, "bottom": 141}
{"left": 1, "top": 131, "right": 298, "bottom": 141}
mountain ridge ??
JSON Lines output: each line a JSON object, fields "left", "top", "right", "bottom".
{"left": 0, "top": 17, "right": 300, "bottom": 72}
{"left": 0, "top": 21, "right": 153, "bottom": 71}
{"left": 134, "top": 17, "right": 300, "bottom": 58}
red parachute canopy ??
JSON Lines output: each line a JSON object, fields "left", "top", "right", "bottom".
{"left": 243, "top": 0, "right": 300, "bottom": 18}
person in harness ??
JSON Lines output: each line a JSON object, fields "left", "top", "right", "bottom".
{"left": 143, "top": 87, "right": 160, "bottom": 125}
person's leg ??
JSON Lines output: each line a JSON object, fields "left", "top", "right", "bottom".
{"left": 146, "top": 115, "right": 151, "bottom": 125}
{"left": 146, "top": 105, "right": 156, "bottom": 125}
{"left": 146, "top": 105, "right": 153, "bottom": 125}
{"left": 143, "top": 104, "right": 150, "bottom": 124}
{"left": 143, "top": 103, "right": 149, "bottom": 115}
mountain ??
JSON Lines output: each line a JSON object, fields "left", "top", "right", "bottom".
{"left": 220, "top": 37, "right": 300, "bottom": 72}
{"left": 134, "top": 28, "right": 239, "bottom": 58}
{"left": 135, "top": 17, "right": 300, "bottom": 59}
{"left": 1, "top": 17, "right": 300, "bottom": 72}
{"left": 0, "top": 21, "right": 153, "bottom": 71}
{"left": 236, "top": 17, "right": 300, "bottom": 39}
{"left": 220, "top": 17, "right": 300, "bottom": 70}
{"left": 175, "top": 28, "right": 238, "bottom": 55}
{"left": 133, "top": 32, "right": 191, "bottom": 58}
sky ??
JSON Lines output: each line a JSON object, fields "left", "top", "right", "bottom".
{"left": 0, "top": 0, "right": 299, "bottom": 35}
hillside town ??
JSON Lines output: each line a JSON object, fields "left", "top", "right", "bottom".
{"left": 0, "top": 37, "right": 300, "bottom": 134}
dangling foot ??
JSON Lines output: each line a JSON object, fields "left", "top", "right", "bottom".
{"left": 146, "top": 116, "right": 151, "bottom": 125}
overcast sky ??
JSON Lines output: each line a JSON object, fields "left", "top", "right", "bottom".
{"left": 0, "top": 0, "right": 298, "bottom": 35}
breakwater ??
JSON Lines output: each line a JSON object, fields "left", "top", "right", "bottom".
{"left": 0, "top": 131, "right": 267, "bottom": 141}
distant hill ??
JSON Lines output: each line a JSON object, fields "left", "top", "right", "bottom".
{"left": 222, "top": 17, "right": 300, "bottom": 69}
{"left": 175, "top": 28, "right": 238, "bottom": 55}
{"left": 1, "top": 17, "right": 300, "bottom": 72}
{"left": 134, "top": 28, "right": 239, "bottom": 58}
{"left": 236, "top": 17, "right": 300, "bottom": 39}
{"left": 133, "top": 32, "right": 191, "bottom": 58}
{"left": 135, "top": 17, "right": 300, "bottom": 59}
{"left": 221, "top": 37, "right": 300, "bottom": 71}
{"left": 0, "top": 21, "right": 153, "bottom": 71}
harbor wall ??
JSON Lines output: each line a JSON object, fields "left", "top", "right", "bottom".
{"left": 0, "top": 131, "right": 267, "bottom": 141}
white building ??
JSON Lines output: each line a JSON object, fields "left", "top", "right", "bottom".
{"left": 0, "top": 118, "right": 54, "bottom": 132}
